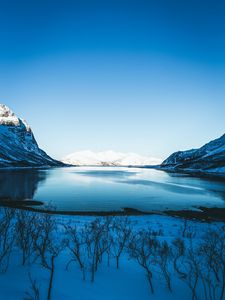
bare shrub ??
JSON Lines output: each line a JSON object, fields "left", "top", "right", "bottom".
{"left": 180, "top": 219, "right": 196, "bottom": 239}
{"left": 172, "top": 226, "right": 225, "bottom": 300}
{"left": 84, "top": 217, "right": 112, "bottom": 282}
{"left": 64, "top": 223, "right": 87, "bottom": 280}
{"left": 24, "top": 272, "right": 40, "bottom": 300}
{"left": 128, "top": 228, "right": 159, "bottom": 294}
{"left": 172, "top": 225, "right": 200, "bottom": 300}
{"left": 172, "top": 237, "right": 186, "bottom": 279}
{"left": 0, "top": 208, "right": 15, "bottom": 272}
{"left": 184, "top": 244, "right": 201, "bottom": 300}
{"left": 32, "top": 213, "right": 56, "bottom": 268}
{"left": 15, "top": 210, "right": 41, "bottom": 265}
{"left": 110, "top": 217, "right": 132, "bottom": 269}
{"left": 31, "top": 213, "right": 63, "bottom": 300}
{"left": 198, "top": 228, "right": 225, "bottom": 300}
{"left": 155, "top": 240, "right": 172, "bottom": 292}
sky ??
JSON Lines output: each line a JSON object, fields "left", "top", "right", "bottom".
{"left": 0, "top": 0, "right": 224, "bottom": 160}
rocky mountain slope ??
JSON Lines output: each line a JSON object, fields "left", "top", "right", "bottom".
{"left": 62, "top": 150, "right": 162, "bottom": 166}
{"left": 0, "top": 104, "right": 62, "bottom": 167}
{"left": 160, "top": 134, "right": 225, "bottom": 176}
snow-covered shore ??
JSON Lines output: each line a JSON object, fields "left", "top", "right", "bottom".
{"left": 0, "top": 209, "right": 224, "bottom": 300}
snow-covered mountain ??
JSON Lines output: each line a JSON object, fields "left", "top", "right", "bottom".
{"left": 160, "top": 134, "right": 225, "bottom": 176}
{"left": 0, "top": 104, "right": 62, "bottom": 167}
{"left": 62, "top": 150, "right": 162, "bottom": 166}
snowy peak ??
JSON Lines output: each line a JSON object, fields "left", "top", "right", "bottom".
{"left": 0, "top": 104, "right": 20, "bottom": 126}
{"left": 161, "top": 134, "right": 225, "bottom": 175}
{"left": 0, "top": 104, "right": 31, "bottom": 131}
{"left": 62, "top": 150, "right": 162, "bottom": 166}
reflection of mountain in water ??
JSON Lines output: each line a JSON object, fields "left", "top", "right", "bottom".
{"left": 0, "top": 169, "right": 46, "bottom": 200}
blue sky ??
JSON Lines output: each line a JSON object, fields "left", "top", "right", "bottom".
{"left": 0, "top": 0, "right": 224, "bottom": 159}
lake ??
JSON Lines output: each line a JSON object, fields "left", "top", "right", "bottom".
{"left": 0, "top": 167, "right": 225, "bottom": 212}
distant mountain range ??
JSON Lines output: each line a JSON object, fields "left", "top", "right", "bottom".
{"left": 160, "top": 134, "right": 225, "bottom": 176}
{"left": 0, "top": 104, "right": 62, "bottom": 167}
{"left": 62, "top": 150, "right": 162, "bottom": 166}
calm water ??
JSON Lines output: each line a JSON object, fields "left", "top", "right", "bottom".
{"left": 0, "top": 167, "right": 225, "bottom": 212}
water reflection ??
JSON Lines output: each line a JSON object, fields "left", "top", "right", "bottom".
{"left": 74, "top": 170, "right": 137, "bottom": 178}
{"left": 0, "top": 169, "right": 46, "bottom": 200}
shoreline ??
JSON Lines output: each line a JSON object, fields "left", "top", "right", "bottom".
{"left": 0, "top": 201, "right": 224, "bottom": 222}
{"left": 150, "top": 166, "right": 225, "bottom": 181}
{"left": 0, "top": 164, "right": 224, "bottom": 181}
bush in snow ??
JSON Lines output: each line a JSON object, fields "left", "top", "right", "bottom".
{"left": 128, "top": 228, "right": 158, "bottom": 294}
{"left": 198, "top": 227, "right": 225, "bottom": 300}
{"left": 24, "top": 272, "right": 40, "bottom": 300}
{"left": 0, "top": 208, "right": 15, "bottom": 272}
{"left": 110, "top": 217, "right": 132, "bottom": 269}
{"left": 15, "top": 210, "right": 42, "bottom": 265}
{"left": 64, "top": 223, "right": 88, "bottom": 280}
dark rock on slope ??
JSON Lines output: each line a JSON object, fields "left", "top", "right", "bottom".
{"left": 160, "top": 134, "right": 225, "bottom": 176}
{"left": 0, "top": 104, "right": 63, "bottom": 168}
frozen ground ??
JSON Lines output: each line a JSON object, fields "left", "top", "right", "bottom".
{"left": 0, "top": 211, "right": 224, "bottom": 300}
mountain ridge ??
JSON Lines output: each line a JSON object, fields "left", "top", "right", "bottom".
{"left": 0, "top": 104, "right": 63, "bottom": 168}
{"left": 62, "top": 150, "right": 162, "bottom": 166}
{"left": 160, "top": 134, "right": 225, "bottom": 176}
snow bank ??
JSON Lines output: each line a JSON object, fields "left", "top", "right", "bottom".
{"left": 0, "top": 210, "right": 223, "bottom": 300}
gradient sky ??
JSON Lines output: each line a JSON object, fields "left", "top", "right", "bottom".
{"left": 0, "top": 0, "right": 224, "bottom": 160}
